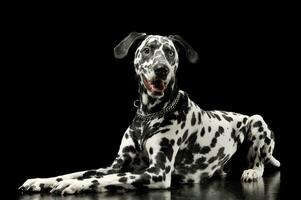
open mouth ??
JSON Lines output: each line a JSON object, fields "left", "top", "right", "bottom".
{"left": 142, "top": 75, "right": 166, "bottom": 96}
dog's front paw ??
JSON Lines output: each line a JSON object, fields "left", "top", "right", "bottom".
{"left": 19, "top": 178, "right": 56, "bottom": 192}
{"left": 241, "top": 169, "right": 261, "bottom": 182}
{"left": 50, "top": 179, "right": 93, "bottom": 195}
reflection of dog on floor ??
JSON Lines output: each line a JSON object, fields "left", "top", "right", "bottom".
{"left": 19, "top": 32, "right": 280, "bottom": 195}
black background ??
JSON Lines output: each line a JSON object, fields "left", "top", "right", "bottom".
{"left": 8, "top": 3, "right": 296, "bottom": 196}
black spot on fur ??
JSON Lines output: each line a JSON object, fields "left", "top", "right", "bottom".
{"left": 79, "top": 170, "right": 97, "bottom": 180}
{"left": 123, "top": 146, "right": 136, "bottom": 153}
{"left": 265, "top": 137, "right": 271, "bottom": 145}
{"left": 217, "top": 147, "right": 225, "bottom": 158}
{"left": 215, "top": 131, "right": 220, "bottom": 138}
{"left": 177, "top": 137, "right": 182, "bottom": 146}
{"left": 206, "top": 112, "right": 212, "bottom": 119}
{"left": 89, "top": 180, "right": 100, "bottom": 189}
{"left": 210, "top": 138, "right": 217, "bottom": 148}
{"left": 192, "top": 143, "right": 201, "bottom": 153}
{"left": 117, "top": 173, "right": 127, "bottom": 177}
{"left": 149, "top": 147, "right": 153, "bottom": 155}
{"left": 118, "top": 177, "right": 128, "bottom": 183}
{"left": 181, "top": 122, "right": 186, "bottom": 129}
{"left": 208, "top": 126, "right": 211, "bottom": 133}
{"left": 200, "top": 127, "right": 205, "bottom": 137}
{"left": 39, "top": 183, "right": 45, "bottom": 190}
{"left": 147, "top": 167, "right": 160, "bottom": 175}
{"left": 160, "top": 137, "right": 174, "bottom": 161}
{"left": 125, "top": 133, "right": 129, "bottom": 139}
{"left": 119, "top": 154, "right": 133, "bottom": 172}
{"left": 165, "top": 166, "right": 171, "bottom": 173}
{"left": 198, "top": 112, "right": 202, "bottom": 124}
{"left": 195, "top": 157, "right": 206, "bottom": 165}
{"left": 200, "top": 146, "right": 211, "bottom": 154}
{"left": 160, "top": 128, "right": 170, "bottom": 133}
{"left": 153, "top": 175, "right": 163, "bottom": 182}
{"left": 208, "top": 156, "right": 218, "bottom": 163}
{"left": 175, "top": 149, "right": 193, "bottom": 165}
{"left": 155, "top": 152, "right": 167, "bottom": 169}
{"left": 243, "top": 117, "right": 248, "bottom": 124}
{"left": 231, "top": 128, "right": 236, "bottom": 139}
{"left": 56, "top": 178, "right": 63, "bottom": 182}
{"left": 182, "top": 130, "right": 189, "bottom": 141}
{"left": 105, "top": 185, "right": 124, "bottom": 192}
{"left": 258, "top": 127, "right": 264, "bottom": 132}
{"left": 133, "top": 157, "right": 141, "bottom": 165}
{"left": 199, "top": 163, "right": 208, "bottom": 169}
{"left": 222, "top": 115, "right": 233, "bottom": 122}
{"left": 132, "top": 174, "right": 151, "bottom": 188}
{"left": 253, "top": 121, "right": 262, "bottom": 127}
{"left": 218, "top": 126, "right": 224, "bottom": 133}
{"left": 191, "top": 112, "right": 196, "bottom": 125}
{"left": 221, "top": 111, "right": 228, "bottom": 115}
{"left": 214, "top": 113, "right": 221, "bottom": 121}
{"left": 237, "top": 122, "right": 242, "bottom": 128}
{"left": 211, "top": 165, "right": 218, "bottom": 170}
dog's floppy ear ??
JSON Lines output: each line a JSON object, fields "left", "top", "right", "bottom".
{"left": 114, "top": 32, "right": 147, "bottom": 59}
{"left": 168, "top": 35, "right": 199, "bottom": 63}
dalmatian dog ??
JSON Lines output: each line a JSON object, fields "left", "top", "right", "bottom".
{"left": 19, "top": 32, "right": 280, "bottom": 195}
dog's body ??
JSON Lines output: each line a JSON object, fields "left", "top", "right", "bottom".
{"left": 20, "top": 33, "right": 280, "bottom": 195}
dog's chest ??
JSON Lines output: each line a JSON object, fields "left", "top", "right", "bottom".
{"left": 129, "top": 117, "right": 160, "bottom": 150}
{"left": 131, "top": 114, "right": 179, "bottom": 150}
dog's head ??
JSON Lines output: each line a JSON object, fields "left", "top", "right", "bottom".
{"left": 114, "top": 32, "right": 198, "bottom": 97}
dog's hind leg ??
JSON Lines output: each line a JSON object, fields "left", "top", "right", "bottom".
{"left": 241, "top": 115, "right": 280, "bottom": 182}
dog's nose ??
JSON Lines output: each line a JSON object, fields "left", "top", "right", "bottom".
{"left": 154, "top": 65, "right": 169, "bottom": 79}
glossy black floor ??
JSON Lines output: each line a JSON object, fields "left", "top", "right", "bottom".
{"left": 18, "top": 171, "right": 281, "bottom": 200}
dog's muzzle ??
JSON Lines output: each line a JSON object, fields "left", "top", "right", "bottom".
{"left": 142, "top": 64, "right": 169, "bottom": 96}
{"left": 154, "top": 64, "right": 169, "bottom": 80}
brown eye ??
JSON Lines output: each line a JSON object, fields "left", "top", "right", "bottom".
{"left": 143, "top": 48, "right": 150, "bottom": 55}
{"left": 168, "top": 50, "right": 174, "bottom": 56}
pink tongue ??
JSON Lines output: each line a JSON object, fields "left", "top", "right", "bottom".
{"left": 143, "top": 77, "right": 164, "bottom": 94}
{"left": 150, "top": 80, "right": 164, "bottom": 92}
{"left": 150, "top": 82, "right": 164, "bottom": 92}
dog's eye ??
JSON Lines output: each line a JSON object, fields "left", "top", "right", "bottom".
{"left": 168, "top": 50, "right": 174, "bottom": 57}
{"left": 143, "top": 48, "right": 150, "bottom": 55}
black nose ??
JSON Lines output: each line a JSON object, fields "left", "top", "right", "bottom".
{"left": 154, "top": 65, "right": 169, "bottom": 79}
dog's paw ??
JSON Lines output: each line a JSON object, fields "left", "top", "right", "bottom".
{"left": 241, "top": 169, "right": 261, "bottom": 182}
{"left": 50, "top": 179, "right": 92, "bottom": 195}
{"left": 19, "top": 178, "right": 56, "bottom": 192}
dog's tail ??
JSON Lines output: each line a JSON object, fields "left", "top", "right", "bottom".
{"left": 266, "top": 155, "right": 281, "bottom": 167}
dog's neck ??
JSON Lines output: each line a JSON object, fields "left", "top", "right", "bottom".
{"left": 138, "top": 78, "right": 178, "bottom": 114}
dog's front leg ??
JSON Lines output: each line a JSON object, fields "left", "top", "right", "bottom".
{"left": 19, "top": 127, "right": 138, "bottom": 193}
{"left": 50, "top": 134, "right": 179, "bottom": 194}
